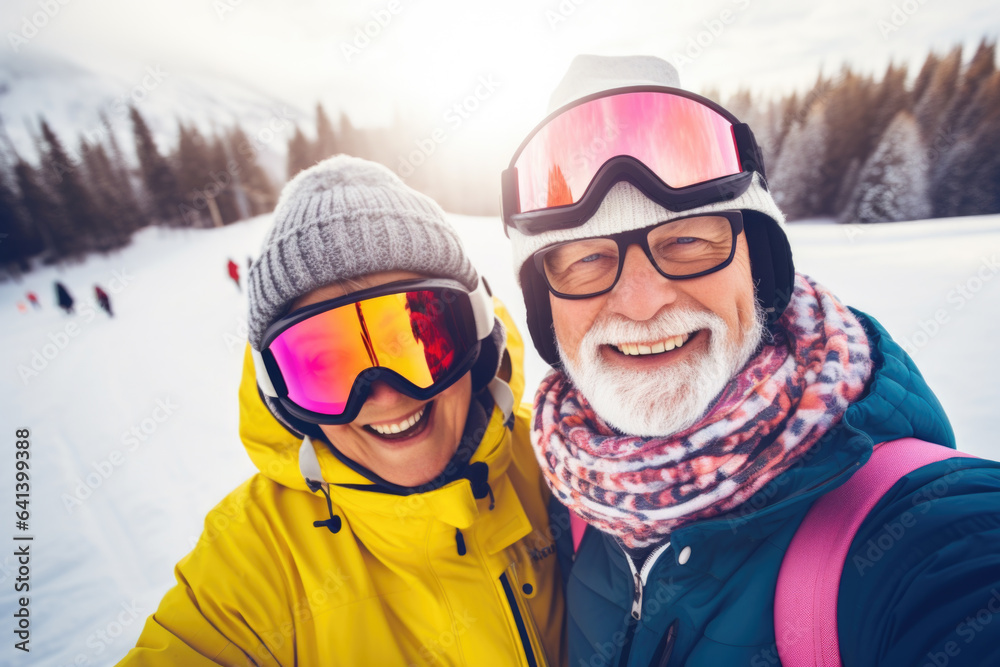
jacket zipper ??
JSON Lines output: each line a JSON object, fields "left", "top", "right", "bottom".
{"left": 611, "top": 435, "right": 870, "bottom": 665}
{"left": 500, "top": 572, "right": 539, "bottom": 667}
{"left": 617, "top": 541, "right": 672, "bottom": 667}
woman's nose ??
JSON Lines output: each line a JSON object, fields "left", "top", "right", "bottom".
{"left": 364, "top": 379, "right": 409, "bottom": 405}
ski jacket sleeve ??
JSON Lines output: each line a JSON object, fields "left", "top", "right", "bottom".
{"left": 117, "top": 478, "right": 289, "bottom": 667}
{"left": 837, "top": 458, "right": 1000, "bottom": 667}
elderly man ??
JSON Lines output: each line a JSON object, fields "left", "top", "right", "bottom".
{"left": 503, "top": 55, "right": 1000, "bottom": 666}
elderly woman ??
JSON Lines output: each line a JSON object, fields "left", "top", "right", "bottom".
{"left": 120, "top": 156, "right": 565, "bottom": 666}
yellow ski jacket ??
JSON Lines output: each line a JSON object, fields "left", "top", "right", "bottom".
{"left": 119, "top": 302, "right": 566, "bottom": 666}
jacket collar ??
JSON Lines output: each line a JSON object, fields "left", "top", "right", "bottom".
{"left": 301, "top": 386, "right": 535, "bottom": 558}
{"left": 298, "top": 378, "right": 517, "bottom": 525}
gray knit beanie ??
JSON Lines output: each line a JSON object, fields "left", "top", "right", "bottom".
{"left": 248, "top": 155, "right": 478, "bottom": 350}
{"left": 508, "top": 54, "right": 786, "bottom": 282}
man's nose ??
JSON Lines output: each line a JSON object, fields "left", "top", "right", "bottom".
{"left": 605, "top": 244, "right": 679, "bottom": 320}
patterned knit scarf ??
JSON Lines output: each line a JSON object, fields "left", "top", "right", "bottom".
{"left": 532, "top": 274, "right": 874, "bottom": 548}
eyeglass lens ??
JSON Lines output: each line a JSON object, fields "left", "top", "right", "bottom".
{"left": 541, "top": 215, "right": 735, "bottom": 296}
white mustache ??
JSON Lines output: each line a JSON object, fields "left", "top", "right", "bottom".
{"left": 581, "top": 308, "right": 727, "bottom": 349}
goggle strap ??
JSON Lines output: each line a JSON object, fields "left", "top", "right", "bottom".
{"left": 252, "top": 347, "right": 279, "bottom": 398}
{"left": 299, "top": 437, "right": 328, "bottom": 489}
{"left": 733, "top": 123, "right": 766, "bottom": 179}
{"left": 487, "top": 377, "right": 515, "bottom": 423}
{"left": 500, "top": 168, "right": 518, "bottom": 237}
{"left": 469, "top": 277, "right": 495, "bottom": 341}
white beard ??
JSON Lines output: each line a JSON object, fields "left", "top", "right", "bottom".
{"left": 557, "top": 304, "right": 766, "bottom": 438}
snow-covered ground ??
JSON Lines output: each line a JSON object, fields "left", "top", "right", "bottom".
{"left": 0, "top": 213, "right": 998, "bottom": 666}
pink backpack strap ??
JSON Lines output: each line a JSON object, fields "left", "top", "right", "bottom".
{"left": 570, "top": 512, "right": 587, "bottom": 553}
{"left": 774, "top": 438, "right": 976, "bottom": 666}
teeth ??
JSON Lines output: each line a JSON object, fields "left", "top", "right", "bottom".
{"left": 616, "top": 333, "right": 692, "bottom": 356}
{"left": 370, "top": 406, "right": 426, "bottom": 435}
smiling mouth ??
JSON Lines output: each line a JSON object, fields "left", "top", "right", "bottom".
{"left": 611, "top": 331, "right": 695, "bottom": 356}
{"left": 362, "top": 403, "right": 432, "bottom": 441}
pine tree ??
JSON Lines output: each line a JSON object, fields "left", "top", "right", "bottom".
{"left": 726, "top": 88, "right": 780, "bottom": 171}
{"left": 175, "top": 123, "right": 213, "bottom": 227}
{"left": 99, "top": 112, "right": 146, "bottom": 231}
{"left": 864, "top": 62, "right": 910, "bottom": 162}
{"left": 39, "top": 120, "right": 102, "bottom": 255}
{"left": 832, "top": 157, "right": 862, "bottom": 218}
{"left": 315, "top": 103, "right": 338, "bottom": 162}
{"left": 722, "top": 89, "right": 754, "bottom": 121}
{"left": 770, "top": 102, "right": 828, "bottom": 220}
{"left": 0, "top": 167, "right": 41, "bottom": 276}
{"left": 207, "top": 135, "right": 241, "bottom": 224}
{"left": 748, "top": 97, "right": 786, "bottom": 173}
{"left": 286, "top": 125, "right": 313, "bottom": 180}
{"left": 79, "top": 139, "right": 136, "bottom": 250}
{"left": 771, "top": 92, "right": 801, "bottom": 161}
{"left": 130, "top": 106, "right": 182, "bottom": 225}
{"left": 913, "top": 46, "right": 962, "bottom": 142}
{"left": 931, "top": 71, "right": 1000, "bottom": 217}
{"left": 228, "top": 125, "right": 276, "bottom": 217}
{"left": 911, "top": 51, "right": 942, "bottom": 105}
{"left": 956, "top": 124, "right": 1000, "bottom": 216}
{"left": 935, "top": 132, "right": 1000, "bottom": 217}
{"left": 339, "top": 112, "right": 369, "bottom": 159}
{"left": 929, "top": 40, "right": 997, "bottom": 215}
{"left": 14, "top": 158, "right": 68, "bottom": 262}
{"left": 842, "top": 111, "right": 931, "bottom": 223}
{"left": 943, "top": 38, "right": 996, "bottom": 136}
{"left": 819, "top": 68, "right": 873, "bottom": 214}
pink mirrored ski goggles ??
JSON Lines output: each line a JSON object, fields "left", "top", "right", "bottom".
{"left": 501, "top": 87, "right": 767, "bottom": 236}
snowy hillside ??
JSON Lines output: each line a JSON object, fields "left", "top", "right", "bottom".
{"left": 0, "top": 51, "right": 308, "bottom": 180}
{"left": 0, "top": 213, "right": 998, "bottom": 665}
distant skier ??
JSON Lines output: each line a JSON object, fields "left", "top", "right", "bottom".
{"left": 16, "top": 301, "right": 27, "bottom": 314}
{"left": 228, "top": 258, "right": 240, "bottom": 292}
{"left": 26, "top": 291, "right": 40, "bottom": 309}
{"left": 95, "top": 285, "right": 113, "bottom": 317}
{"left": 55, "top": 281, "right": 74, "bottom": 314}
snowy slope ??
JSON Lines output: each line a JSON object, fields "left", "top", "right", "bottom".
{"left": 0, "top": 213, "right": 998, "bottom": 666}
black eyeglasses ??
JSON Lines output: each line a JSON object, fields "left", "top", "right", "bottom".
{"left": 532, "top": 211, "right": 744, "bottom": 299}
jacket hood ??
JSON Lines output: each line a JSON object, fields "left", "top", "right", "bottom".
{"left": 237, "top": 297, "right": 529, "bottom": 525}
{"left": 128, "top": 298, "right": 566, "bottom": 667}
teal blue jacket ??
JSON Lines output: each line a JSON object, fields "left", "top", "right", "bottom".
{"left": 560, "top": 311, "right": 1000, "bottom": 667}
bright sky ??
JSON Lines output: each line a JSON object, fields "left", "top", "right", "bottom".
{"left": 2, "top": 0, "right": 997, "bottom": 155}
